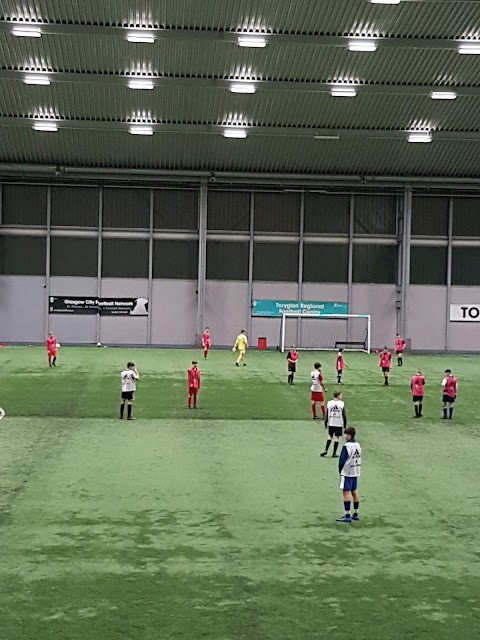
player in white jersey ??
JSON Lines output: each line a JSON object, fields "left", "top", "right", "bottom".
{"left": 120, "top": 361, "right": 139, "bottom": 420}
{"left": 336, "top": 426, "right": 361, "bottom": 523}
{"left": 320, "top": 391, "right": 347, "bottom": 458}
{"left": 310, "top": 362, "right": 327, "bottom": 419}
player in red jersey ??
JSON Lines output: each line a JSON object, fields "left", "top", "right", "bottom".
{"left": 395, "top": 334, "right": 406, "bottom": 367}
{"left": 202, "top": 327, "right": 211, "bottom": 360}
{"left": 187, "top": 361, "right": 201, "bottom": 409}
{"left": 287, "top": 346, "right": 299, "bottom": 385}
{"left": 46, "top": 332, "right": 58, "bottom": 367}
{"left": 336, "top": 348, "right": 348, "bottom": 384}
{"left": 411, "top": 369, "right": 425, "bottom": 418}
{"left": 378, "top": 346, "right": 392, "bottom": 386}
{"left": 442, "top": 369, "right": 457, "bottom": 420}
{"left": 310, "top": 362, "right": 327, "bottom": 419}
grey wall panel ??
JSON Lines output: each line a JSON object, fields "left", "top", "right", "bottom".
{"left": 406, "top": 286, "right": 447, "bottom": 351}
{"left": 411, "top": 196, "right": 449, "bottom": 237}
{"left": 449, "top": 287, "right": 480, "bottom": 351}
{"left": 205, "top": 281, "right": 249, "bottom": 346}
{"left": 251, "top": 282, "right": 298, "bottom": 347}
{"left": 253, "top": 242, "right": 299, "bottom": 282}
{"left": 304, "top": 194, "right": 350, "bottom": 234}
{"left": 153, "top": 189, "right": 198, "bottom": 230}
{"left": 410, "top": 246, "right": 447, "bottom": 285}
{"left": 354, "top": 195, "right": 396, "bottom": 235}
{"left": 353, "top": 245, "right": 397, "bottom": 284}
{"left": 453, "top": 198, "right": 480, "bottom": 237}
{"left": 0, "top": 276, "right": 45, "bottom": 342}
{"left": 0, "top": 236, "right": 46, "bottom": 275}
{"left": 301, "top": 283, "right": 349, "bottom": 303}
{"left": 451, "top": 247, "right": 480, "bottom": 286}
{"left": 49, "top": 276, "right": 97, "bottom": 343}
{"left": 100, "top": 278, "right": 148, "bottom": 344}
{"left": 2, "top": 184, "right": 47, "bottom": 226}
{"left": 303, "top": 243, "right": 349, "bottom": 283}
{"left": 351, "top": 284, "right": 397, "bottom": 349}
{"left": 254, "top": 193, "right": 300, "bottom": 233}
{"left": 103, "top": 188, "right": 150, "bottom": 229}
{"left": 153, "top": 239, "right": 198, "bottom": 279}
{"left": 151, "top": 280, "right": 197, "bottom": 345}
{"left": 51, "top": 186, "right": 99, "bottom": 227}
{"left": 207, "top": 191, "right": 250, "bottom": 231}
{"left": 50, "top": 237, "right": 98, "bottom": 277}
{"left": 102, "top": 238, "right": 149, "bottom": 278}
{"left": 206, "top": 241, "right": 249, "bottom": 281}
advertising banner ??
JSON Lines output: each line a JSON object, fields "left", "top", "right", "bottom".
{"left": 252, "top": 299, "right": 348, "bottom": 318}
{"left": 49, "top": 296, "right": 149, "bottom": 316}
{"left": 450, "top": 304, "right": 480, "bottom": 322}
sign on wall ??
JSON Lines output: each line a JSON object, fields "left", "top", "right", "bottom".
{"left": 49, "top": 296, "right": 149, "bottom": 316}
{"left": 450, "top": 304, "right": 480, "bottom": 322}
{"left": 252, "top": 299, "right": 348, "bottom": 318}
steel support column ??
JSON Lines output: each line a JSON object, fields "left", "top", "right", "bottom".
{"left": 96, "top": 187, "right": 103, "bottom": 344}
{"left": 196, "top": 182, "right": 207, "bottom": 336}
{"left": 445, "top": 197, "right": 453, "bottom": 351}
{"left": 44, "top": 186, "right": 51, "bottom": 337}
{"left": 400, "top": 186, "right": 412, "bottom": 339}
{"left": 247, "top": 193, "right": 255, "bottom": 339}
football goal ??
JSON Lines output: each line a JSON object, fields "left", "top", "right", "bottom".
{"left": 280, "top": 313, "right": 371, "bottom": 353}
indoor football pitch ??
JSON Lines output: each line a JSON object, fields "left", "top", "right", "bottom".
{"left": 0, "top": 346, "right": 479, "bottom": 640}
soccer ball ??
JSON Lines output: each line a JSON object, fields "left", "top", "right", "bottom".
{"left": 56, "top": 343, "right": 61, "bottom": 349}
{"left": 232, "top": 347, "right": 236, "bottom": 352}
{"left": 97, "top": 342, "right": 102, "bottom": 347}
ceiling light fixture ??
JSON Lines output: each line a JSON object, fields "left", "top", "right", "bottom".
{"left": 129, "top": 125, "right": 154, "bottom": 135}
{"left": 458, "top": 44, "right": 480, "bottom": 55}
{"left": 24, "top": 75, "right": 51, "bottom": 86}
{"left": 348, "top": 41, "right": 377, "bottom": 52}
{"left": 223, "top": 128, "right": 248, "bottom": 139}
{"left": 237, "top": 36, "right": 267, "bottom": 48}
{"left": 370, "top": 0, "right": 401, "bottom": 4}
{"left": 408, "top": 132, "right": 432, "bottom": 143}
{"left": 331, "top": 86, "right": 357, "bottom": 97}
{"left": 314, "top": 135, "right": 340, "bottom": 140}
{"left": 12, "top": 26, "right": 42, "bottom": 37}
{"left": 230, "top": 83, "right": 256, "bottom": 94}
{"left": 430, "top": 91, "right": 457, "bottom": 100}
{"left": 127, "top": 79, "right": 155, "bottom": 90}
{"left": 32, "top": 121, "right": 58, "bottom": 132}
{"left": 127, "top": 32, "right": 155, "bottom": 44}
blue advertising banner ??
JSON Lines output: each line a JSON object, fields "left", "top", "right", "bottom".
{"left": 252, "top": 300, "right": 348, "bottom": 318}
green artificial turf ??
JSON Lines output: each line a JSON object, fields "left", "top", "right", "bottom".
{"left": 0, "top": 346, "right": 479, "bottom": 639}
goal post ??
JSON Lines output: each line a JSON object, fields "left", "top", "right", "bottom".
{"left": 280, "top": 313, "right": 371, "bottom": 353}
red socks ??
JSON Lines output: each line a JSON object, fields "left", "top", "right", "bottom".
{"left": 204, "top": 349, "right": 208, "bottom": 358}
{"left": 312, "top": 403, "right": 317, "bottom": 418}
{"left": 321, "top": 405, "right": 326, "bottom": 419}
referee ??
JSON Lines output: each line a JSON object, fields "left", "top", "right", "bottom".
{"left": 320, "top": 391, "right": 347, "bottom": 458}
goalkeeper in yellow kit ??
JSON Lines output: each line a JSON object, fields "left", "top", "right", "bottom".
{"left": 233, "top": 330, "right": 248, "bottom": 367}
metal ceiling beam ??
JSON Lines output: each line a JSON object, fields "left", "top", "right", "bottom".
{"left": 2, "top": 68, "right": 480, "bottom": 96}
{"left": 1, "top": 163, "right": 480, "bottom": 191}
{"left": 2, "top": 115, "right": 480, "bottom": 141}
{"left": 0, "top": 19, "right": 476, "bottom": 51}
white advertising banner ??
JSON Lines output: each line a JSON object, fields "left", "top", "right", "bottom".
{"left": 450, "top": 304, "right": 480, "bottom": 322}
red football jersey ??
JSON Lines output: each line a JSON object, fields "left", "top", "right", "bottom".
{"left": 336, "top": 353, "right": 345, "bottom": 370}
{"left": 443, "top": 375, "right": 457, "bottom": 398}
{"left": 379, "top": 351, "right": 392, "bottom": 368}
{"left": 188, "top": 367, "right": 201, "bottom": 390}
{"left": 411, "top": 375, "right": 425, "bottom": 397}
{"left": 46, "top": 336, "right": 57, "bottom": 351}
{"left": 202, "top": 331, "right": 210, "bottom": 346}
{"left": 287, "top": 350, "right": 299, "bottom": 363}
{"left": 395, "top": 337, "right": 405, "bottom": 352}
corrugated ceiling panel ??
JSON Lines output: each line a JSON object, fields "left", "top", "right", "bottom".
{"left": 2, "top": 81, "right": 480, "bottom": 132}
{"left": 1, "top": 0, "right": 479, "bottom": 38}
{"left": 1, "top": 127, "right": 480, "bottom": 178}
{"left": 2, "top": 36, "right": 480, "bottom": 88}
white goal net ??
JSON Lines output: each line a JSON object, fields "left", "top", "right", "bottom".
{"left": 280, "top": 313, "right": 371, "bottom": 353}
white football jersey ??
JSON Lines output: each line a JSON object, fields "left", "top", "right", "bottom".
{"left": 121, "top": 369, "right": 138, "bottom": 392}
{"left": 310, "top": 369, "right": 323, "bottom": 392}
{"left": 341, "top": 440, "right": 362, "bottom": 478}
{"left": 326, "top": 399, "right": 345, "bottom": 427}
